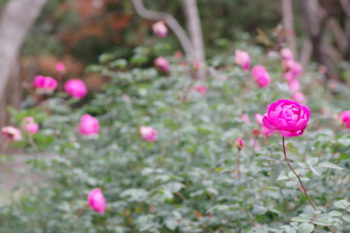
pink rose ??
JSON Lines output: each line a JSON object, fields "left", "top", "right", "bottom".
{"left": 263, "top": 99, "right": 310, "bottom": 138}
{"left": 22, "top": 117, "right": 39, "bottom": 135}
{"left": 251, "top": 65, "right": 271, "bottom": 88}
{"left": 88, "top": 188, "right": 106, "bottom": 214}
{"left": 194, "top": 85, "right": 208, "bottom": 95}
{"left": 288, "top": 79, "right": 300, "bottom": 93}
{"left": 340, "top": 111, "right": 350, "bottom": 129}
{"left": 261, "top": 125, "right": 274, "bottom": 137}
{"left": 235, "top": 50, "right": 250, "bottom": 70}
{"left": 241, "top": 114, "right": 250, "bottom": 124}
{"left": 292, "top": 92, "right": 306, "bottom": 103}
{"left": 283, "top": 60, "right": 303, "bottom": 80}
{"left": 140, "top": 126, "right": 157, "bottom": 142}
{"left": 152, "top": 21, "right": 168, "bottom": 38}
{"left": 154, "top": 57, "right": 170, "bottom": 73}
{"left": 1, "top": 126, "right": 21, "bottom": 141}
{"left": 56, "top": 62, "right": 66, "bottom": 73}
{"left": 33, "top": 75, "right": 58, "bottom": 93}
{"left": 280, "top": 48, "right": 294, "bottom": 61}
{"left": 236, "top": 138, "right": 244, "bottom": 149}
{"left": 64, "top": 79, "right": 88, "bottom": 99}
{"left": 79, "top": 114, "right": 99, "bottom": 135}
{"left": 254, "top": 113, "right": 263, "bottom": 125}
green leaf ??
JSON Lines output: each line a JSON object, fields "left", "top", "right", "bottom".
{"left": 252, "top": 205, "right": 267, "bottom": 215}
{"left": 343, "top": 215, "right": 350, "bottom": 222}
{"left": 165, "top": 218, "right": 178, "bottom": 230}
{"left": 309, "top": 166, "right": 320, "bottom": 176}
{"left": 313, "top": 214, "right": 333, "bottom": 226}
{"left": 298, "top": 223, "right": 314, "bottom": 233}
{"left": 318, "top": 162, "right": 343, "bottom": 170}
{"left": 270, "top": 163, "right": 282, "bottom": 182}
{"left": 334, "top": 200, "right": 349, "bottom": 209}
{"left": 291, "top": 214, "right": 313, "bottom": 223}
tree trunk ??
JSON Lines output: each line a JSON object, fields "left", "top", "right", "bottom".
{"left": 301, "top": 0, "right": 332, "bottom": 79}
{"left": 281, "top": 0, "right": 296, "bottom": 54}
{"left": 0, "top": 0, "right": 47, "bottom": 138}
{"left": 182, "top": 0, "right": 205, "bottom": 63}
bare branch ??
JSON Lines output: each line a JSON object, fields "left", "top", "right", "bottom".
{"left": 339, "top": 0, "right": 350, "bottom": 18}
{"left": 300, "top": 39, "right": 312, "bottom": 66}
{"left": 131, "top": 0, "right": 195, "bottom": 60}
{"left": 327, "top": 17, "right": 348, "bottom": 53}
{"left": 182, "top": 0, "right": 205, "bottom": 62}
{"left": 0, "top": 0, "right": 47, "bottom": 106}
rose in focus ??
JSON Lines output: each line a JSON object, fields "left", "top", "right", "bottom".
{"left": 263, "top": 99, "right": 310, "bottom": 137}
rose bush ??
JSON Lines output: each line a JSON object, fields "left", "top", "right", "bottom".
{"left": 0, "top": 44, "right": 350, "bottom": 233}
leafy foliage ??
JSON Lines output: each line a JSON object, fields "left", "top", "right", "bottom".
{"left": 1, "top": 46, "right": 350, "bottom": 233}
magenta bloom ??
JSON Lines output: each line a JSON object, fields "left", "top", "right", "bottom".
{"left": 56, "top": 62, "right": 66, "bottom": 73}
{"left": 154, "top": 57, "right": 170, "bottom": 73}
{"left": 152, "top": 21, "right": 168, "bottom": 38}
{"left": 88, "top": 188, "right": 106, "bottom": 214}
{"left": 140, "top": 126, "right": 157, "bottom": 142}
{"left": 33, "top": 75, "right": 58, "bottom": 93}
{"left": 280, "top": 48, "right": 294, "bottom": 61}
{"left": 235, "top": 50, "right": 250, "bottom": 70}
{"left": 236, "top": 137, "right": 244, "bottom": 149}
{"left": 1, "top": 126, "right": 22, "bottom": 141}
{"left": 22, "top": 117, "right": 39, "bottom": 135}
{"left": 263, "top": 99, "right": 310, "bottom": 138}
{"left": 79, "top": 114, "right": 99, "bottom": 136}
{"left": 64, "top": 79, "right": 88, "bottom": 99}
{"left": 340, "top": 111, "right": 350, "bottom": 129}
{"left": 194, "top": 85, "right": 208, "bottom": 95}
{"left": 251, "top": 65, "right": 271, "bottom": 88}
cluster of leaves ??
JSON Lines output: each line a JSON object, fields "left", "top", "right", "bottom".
{"left": 1, "top": 46, "right": 350, "bottom": 233}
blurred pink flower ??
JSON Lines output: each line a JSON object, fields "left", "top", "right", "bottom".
{"left": 152, "top": 21, "right": 168, "bottom": 38}
{"left": 192, "top": 61, "right": 202, "bottom": 71}
{"left": 64, "top": 79, "right": 88, "bottom": 99}
{"left": 235, "top": 50, "right": 250, "bottom": 70}
{"left": 251, "top": 65, "right": 271, "bottom": 88}
{"left": 22, "top": 117, "right": 39, "bottom": 135}
{"left": 263, "top": 99, "right": 310, "bottom": 138}
{"left": 79, "top": 114, "right": 99, "bottom": 136}
{"left": 254, "top": 113, "right": 263, "bottom": 125}
{"left": 288, "top": 79, "right": 300, "bottom": 93}
{"left": 292, "top": 92, "right": 306, "bottom": 103}
{"left": 236, "top": 137, "right": 244, "bottom": 149}
{"left": 88, "top": 188, "right": 106, "bottom": 214}
{"left": 33, "top": 75, "right": 58, "bottom": 93}
{"left": 194, "top": 85, "right": 208, "bottom": 95}
{"left": 340, "top": 111, "right": 350, "bottom": 129}
{"left": 154, "top": 57, "right": 170, "bottom": 73}
{"left": 280, "top": 48, "right": 294, "bottom": 61}
{"left": 56, "top": 62, "right": 66, "bottom": 73}
{"left": 283, "top": 60, "right": 303, "bottom": 80}
{"left": 241, "top": 114, "right": 250, "bottom": 124}
{"left": 1, "top": 126, "right": 21, "bottom": 141}
{"left": 140, "top": 126, "right": 157, "bottom": 142}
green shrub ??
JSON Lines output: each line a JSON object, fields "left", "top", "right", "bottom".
{"left": 1, "top": 46, "right": 350, "bottom": 233}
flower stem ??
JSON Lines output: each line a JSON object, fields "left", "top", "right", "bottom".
{"left": 282, "top": 137, "right": 317, "bottom": 211}
{"left": 237, "top": 149, "right": 241, "bottom": 181}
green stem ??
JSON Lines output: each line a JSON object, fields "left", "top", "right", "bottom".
{"left": 282, "top": 137, "right": 317, "bottom": 212}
